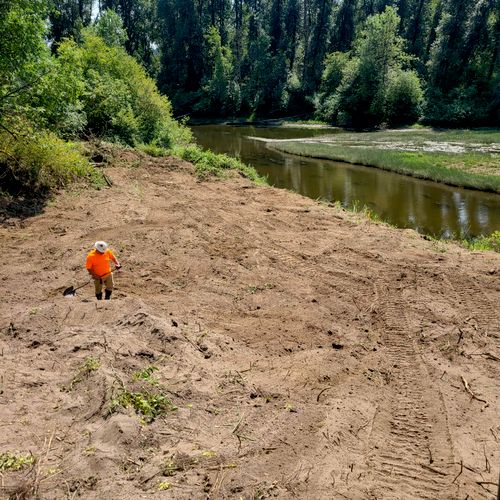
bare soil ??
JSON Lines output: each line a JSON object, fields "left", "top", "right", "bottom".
{"left": 0, "top": 151, "right": 499, "bottom": 499}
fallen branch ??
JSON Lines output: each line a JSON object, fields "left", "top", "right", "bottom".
{"left": 316, "top": 387, "right": 332, "bottom": 402}
{"left": 206, "top": 464, "right": 238, "bottom": 471}
{"left": 460, "top": 376, "right": 490, "bottom": 410}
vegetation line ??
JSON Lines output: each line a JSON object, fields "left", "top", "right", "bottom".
{"left": 269, "top": 142, "right": 500, "bottom": 194}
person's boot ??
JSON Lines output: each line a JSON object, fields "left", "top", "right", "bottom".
{"left": 96, "top": 292, "right": 103, "bottom": 300}
{"left": 105, "top": 289, "right": 112, "bottom": 300}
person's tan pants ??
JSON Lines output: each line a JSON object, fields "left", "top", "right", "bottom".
{"left": 94, "top": 274, "right": 114, "bottom": 294}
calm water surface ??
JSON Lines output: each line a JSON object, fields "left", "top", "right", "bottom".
{"left": 191, "top": 124, "right": 500, "bottom": 238}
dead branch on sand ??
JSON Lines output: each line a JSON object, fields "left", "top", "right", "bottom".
{"left": 460, "top": 376, "right": 490, "bottom": 411}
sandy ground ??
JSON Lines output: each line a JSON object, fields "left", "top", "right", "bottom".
{"left": 0, "top": 151, "right": 499, "bottom": 499}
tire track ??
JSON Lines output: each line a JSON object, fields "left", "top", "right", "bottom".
{"left": 366, "top": 273, "right": 456, "bottom": 499}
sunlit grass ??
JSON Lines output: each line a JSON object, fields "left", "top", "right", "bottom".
{"left": 270, "top": 142, "right": 500, "bottom": 193}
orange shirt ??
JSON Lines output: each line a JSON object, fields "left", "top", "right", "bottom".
{"left": 86, "top": 249, "right": 117, "bottom": 277}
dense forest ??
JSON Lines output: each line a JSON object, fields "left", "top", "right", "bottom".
{"left": 45, "top": 0, "right": 499, "bottom": 126}
{"left": 0, "top": 0, "right": 499, "bottom": 199}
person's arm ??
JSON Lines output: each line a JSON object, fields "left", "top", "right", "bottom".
{"left": 109, "top": 250, "right": 121, "bottom": 269}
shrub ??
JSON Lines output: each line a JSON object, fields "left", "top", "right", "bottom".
{"left": 462, "top": 231, "right": 500, "bottom": 252}
{"left": 385, "top": 70, "right": 423, "bottom": 126}
{"left": 0, "top": 123, "right": 102, "bottom": 196}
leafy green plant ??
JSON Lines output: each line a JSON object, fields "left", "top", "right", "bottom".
{"left": 65, "top": 356, "right": 100, "bottom": 391}
{"left": 462, "top": 231, "right": 500, "bottom": 252}
{"left": 110, "top": 390, "right": 177, "bottom": 422}
{"left": 0, "top": 452, "right": 36, "bottom": 472}
{"left": 133, "top": 366, "right": 159, "bottom": 385}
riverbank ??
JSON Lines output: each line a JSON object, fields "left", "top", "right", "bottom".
{"left": 1, "top": 150, "right": 498, "bottom": 498}
{"left": 264, "top": 128, "right": 500, "bottom": 193}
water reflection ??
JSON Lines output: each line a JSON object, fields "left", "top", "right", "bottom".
{"left": 191, "top": 124, "right": 500, "bottom": 238}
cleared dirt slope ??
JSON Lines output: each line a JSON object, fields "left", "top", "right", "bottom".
{"left": 0, "top": 151, "right": 499, "bottom": 499}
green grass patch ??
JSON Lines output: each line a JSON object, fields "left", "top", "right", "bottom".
{"left": 462, "top": 231, "right": 500, "bottom": 252}
{"left": 138, "top": 141, "right": 266, "bottom": 184}
{"left": 0, "top": 452, "right": 36, "bottom": 472}
{"left": 270, "top": 142, "right": 500, "bottom": 193}
{"left": 175, "top": 144, "right": 266, "bottom": 183}
{"left": 312, "top": 127, "right": 500, "bottom": 146}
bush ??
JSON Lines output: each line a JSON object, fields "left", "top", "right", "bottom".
{"left": 424, "top": 86, "right": 491, "bottom": 126}
{"left": 385, "top": 70, "right": 423, "bottom": 126}
{"left": 0, "top": 123, "right": 101, "bottom": 196}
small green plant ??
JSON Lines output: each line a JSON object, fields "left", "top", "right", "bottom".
{"left": 65, "top": 356, "right": 100, "bottom": 391}
{"left": 0, "top": 452, "right": 36, "bottom": 472}
{"left": 133, "top": 365, "right": 159, "bottom": 385}
{"left": 110, "top": 390, "right": 177, "bottom": 422}
{"left": 247, "top": 283, "right": 274, "bottom": 294}
{"left": 157, "top": 481, "right": 172, "bottom": 490}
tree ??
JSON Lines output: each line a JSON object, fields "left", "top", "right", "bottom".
{"left": 49, "top": 0, "right": 93, "bottom": 47}
{"left": 200, "top": 26, "right": 239, "bottom": 114}
{"left": 318, "top": 6, "right": 422, "bottom": 127}
{"left": 157, "top": 0, "right": 204, "bottom": 111}
{"left": 0, "top": 0, "right": 51, "bottom": 129}
{"left": 94, "top": 8, "right": 128, "bottom": 48}
{"left": 99, "top": 0, "right": 158, "bottom": 72}
{"left": 425, "top": 0, "right": 498, "bottom": 124}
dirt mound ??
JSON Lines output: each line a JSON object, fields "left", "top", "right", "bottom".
{"left": 0, "top": 156, "right": 498, "bottom": 499}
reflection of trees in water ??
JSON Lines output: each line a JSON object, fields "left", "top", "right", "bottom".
{"left": 192, "top": 126, "right": 500, "bottom": 238}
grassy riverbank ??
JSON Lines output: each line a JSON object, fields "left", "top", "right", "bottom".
{"left": 268, "top": 128, "right": 500, "bottom": 193}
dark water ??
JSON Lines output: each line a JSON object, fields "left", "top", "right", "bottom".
{"left": 191, "top": 124, "right": 500, "bottom": 238}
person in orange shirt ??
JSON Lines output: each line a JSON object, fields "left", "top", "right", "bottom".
{"left": 86, "top": 241, "right": 121, "bottom": 300}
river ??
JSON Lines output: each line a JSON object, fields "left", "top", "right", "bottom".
{"left": 191, "top": 124, "right": 500, "bottom": 239}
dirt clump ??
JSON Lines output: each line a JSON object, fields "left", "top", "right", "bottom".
{"left": 0, "top": 154, "right": 498, "bottom": 499}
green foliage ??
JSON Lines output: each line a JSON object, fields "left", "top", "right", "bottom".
{"left": 0, "top": 451, "right": 36, "bottom": 472}
{"left": 199, "top": 26, "right": 239, "bottom": 115}
{"left": 320, "top": 52, "right": 349, "bottom": 96}
{"left": 0, "top": 123, "right": 102, "bottom": 196}
{"left": 110, "top": 390, "right": 177, "bottom": 422}
{"left": 385, "top": 70, "right": 424, "bottom": 126}
{"left": 173, "top": 144, "right": 266, "bottom": 182}
{"left": 0, "top": 0, "right": 48, "bottom": 80}
{"left": 65, "top": 356, "right": 101, "bottom": 391}
{"left": 327, "top": 7, "right": 422, "bottom": 128}
{"left": 94, "top": 9, "right": 128, "bottom": 48}
{"left": 270, "top": 140, "right": 500, "bottom": 193}
{"left": 462, "top": 231, "right": 500, "bottom": 252}
{"left": 133, "top": 365, "right": 159, "bottom": 385}
{"left": 55, "top": 32, "right": 190, "bottom": 147}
